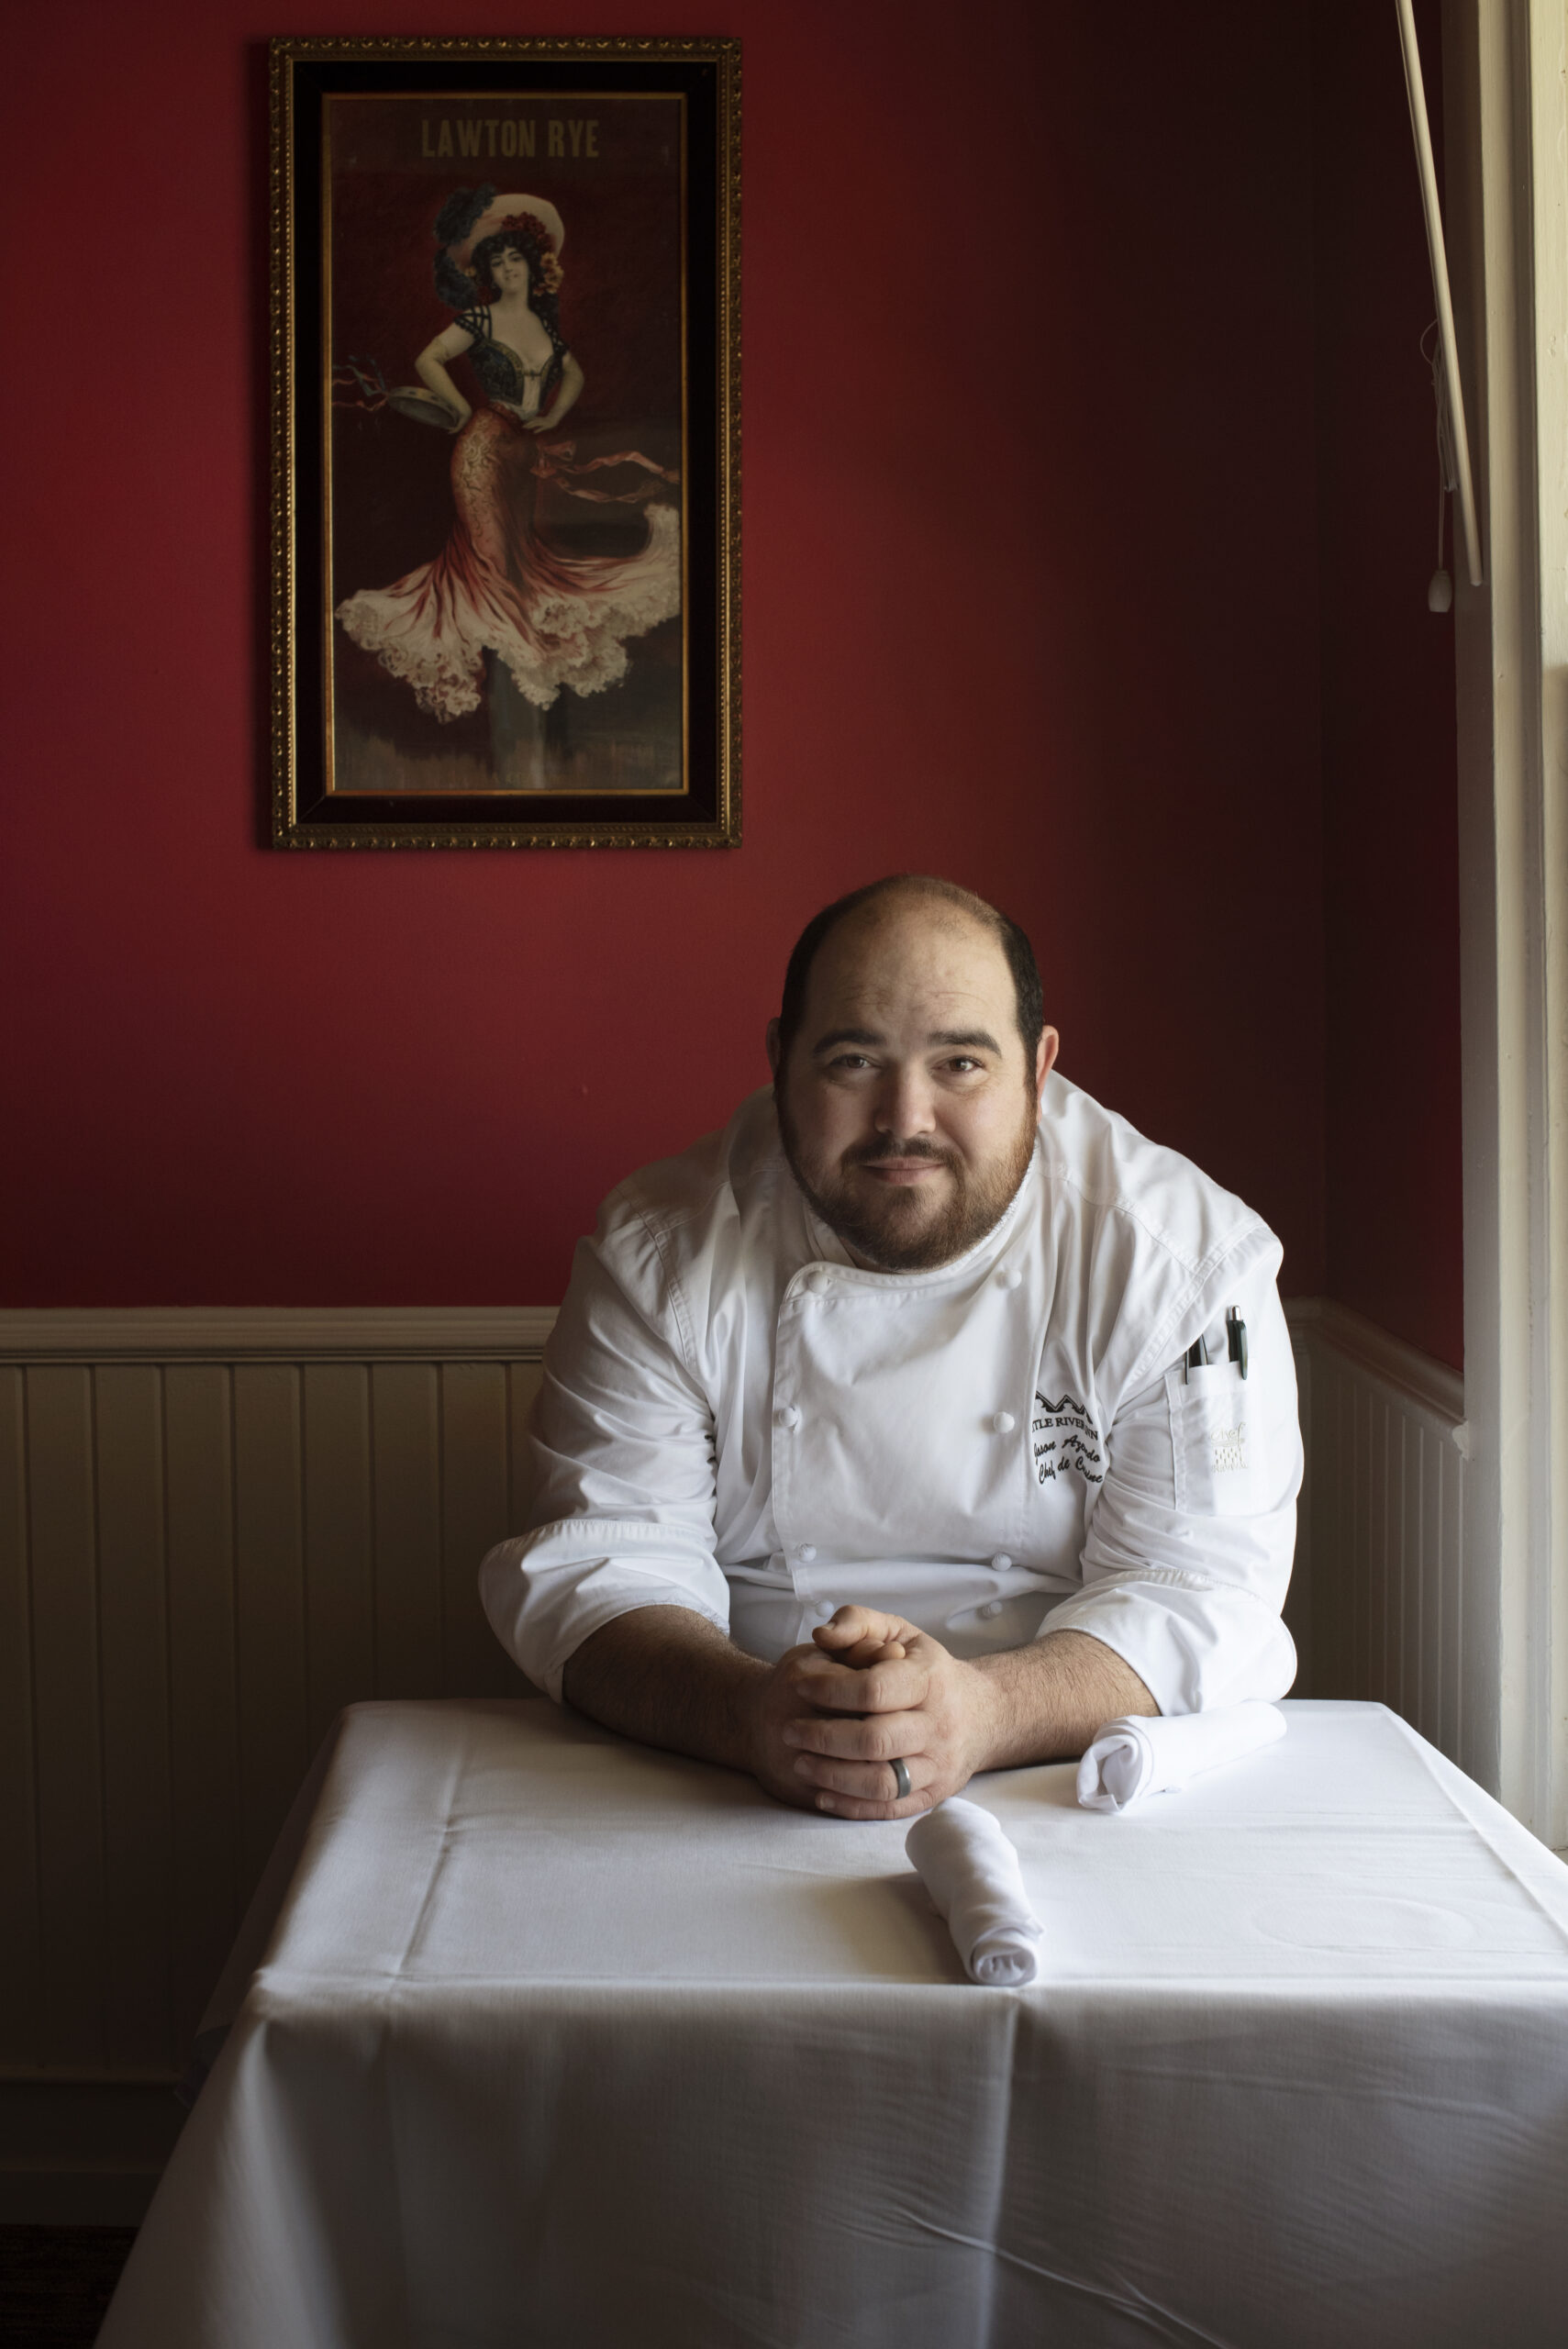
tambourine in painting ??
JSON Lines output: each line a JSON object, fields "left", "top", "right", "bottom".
{"left": 270, "top": 38, "right": 740, "bottom": 848}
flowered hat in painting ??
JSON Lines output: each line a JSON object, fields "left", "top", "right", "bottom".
{"left": 454, "top": 194, "right": 566, "bottom": 268}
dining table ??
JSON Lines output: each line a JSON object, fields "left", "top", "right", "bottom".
{"left": 95, "top": 1694, "right": 1568, "bottom": 2347}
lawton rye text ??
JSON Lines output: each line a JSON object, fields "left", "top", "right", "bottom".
{"left": 421, "top": 117, "right": 601, "bottom": 161}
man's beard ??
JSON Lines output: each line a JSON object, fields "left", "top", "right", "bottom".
{"left": 775, "top": 1092, "right": 1038, "bottom": 1272}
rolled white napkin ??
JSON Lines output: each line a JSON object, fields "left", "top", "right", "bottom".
{"left": 1076, "top": 1701, "right": 1286, "bottom": 1813}
{"left": 906, "top": 1798, "right": 1043, "bottom": 1986}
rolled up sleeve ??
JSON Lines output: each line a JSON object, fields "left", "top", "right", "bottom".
{"left": 1039, "top": 1264, "right": 1301, "bottom": 1713}
{"left": 479, "top": 1232, "right": 730, "bottom": 1700}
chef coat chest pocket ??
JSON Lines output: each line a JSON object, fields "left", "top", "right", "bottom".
{"left": 1166, "top": 1363, "right": 1268, "bottom": 1518}
{"left": 773, "top": 1275, "right": 1036, "bottom": 1561}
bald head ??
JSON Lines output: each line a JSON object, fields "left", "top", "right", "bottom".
{"left": 774, "top": 876, "right": 1045, "bottom": 1074}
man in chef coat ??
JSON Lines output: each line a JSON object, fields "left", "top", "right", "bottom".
{"left": 481, "top": 875, "right": 1300, "bottom": 1820}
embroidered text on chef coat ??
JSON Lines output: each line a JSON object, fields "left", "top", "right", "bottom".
{"left": 1031, "top": 1393, "right": 1105, "bottom": 1486}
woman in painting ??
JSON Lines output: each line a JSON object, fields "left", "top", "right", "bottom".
{"left": 336, "top": 188, "right": 680, "bottom": 727}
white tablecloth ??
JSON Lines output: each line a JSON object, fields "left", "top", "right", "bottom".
{"left": 100, "top": 1698, "right": 1568, "bottom": 2348}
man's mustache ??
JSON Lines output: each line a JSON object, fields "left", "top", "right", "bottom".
{"left": 843, "top": 1139, "right": 960, "bottom": 1171}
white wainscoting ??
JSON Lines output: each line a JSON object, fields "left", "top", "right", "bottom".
{"left": 0, "top": 1297, "right": 1465, "bottom": 2221}
{"left": 1285, "top": 1297, "right": 1467, "bottom": 1742}
{"left": 0, "top": 1308, "right": 551, "bottom": 2221}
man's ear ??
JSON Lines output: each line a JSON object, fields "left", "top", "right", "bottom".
{"left": 1034, "top": 1026, "right": 1060, "bottom": 1103}
{"left": 765, "top": 1018, "right": 783, "bottom": 1080}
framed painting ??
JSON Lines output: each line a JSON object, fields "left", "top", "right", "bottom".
{"left": 269, "top": 36, "right": 740, "bottom": 849}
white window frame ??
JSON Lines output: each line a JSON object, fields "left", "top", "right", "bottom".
{"left": 1442, "top": 0, "right": 1567, "bottom": 1842}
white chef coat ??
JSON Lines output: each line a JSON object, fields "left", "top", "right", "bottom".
{"left": 480, "top": 1075, "right": 1301, "bottom": 1714}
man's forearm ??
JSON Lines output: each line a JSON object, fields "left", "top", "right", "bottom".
{"left": 561, "top": 1606, "right": 770, "bottom": 1774}
{"left": 969, "top": 1631, "right": 1156, "bottom": 1770}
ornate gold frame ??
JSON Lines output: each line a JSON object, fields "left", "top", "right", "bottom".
{"left": 269, "top": 35, "right": 740, "bottom": 849}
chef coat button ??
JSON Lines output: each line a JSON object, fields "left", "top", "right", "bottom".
{"left": 991, "top": 1411, "right": 1016, "bottom": 1434}
{"left": 991, "top": 1553, "right": 1012, "bottom": 1572}
{"left": 814, "top": 1602, "right": 834, "bottom": 1621}
{"left": 798, "top": 1544, "right": 817, "bottom": 1563}
{"left": 980, "top": 1600, "right": 1004, "bottom": 1620}
{"left": 996, "top": 1267, "right": 1022, "bottom": 1290}
{"left": 775, "top": 1405, "right": 802, "bottom": 1431}
{"left": 806, "top": 1273, "right": 831, "bottom": 1297}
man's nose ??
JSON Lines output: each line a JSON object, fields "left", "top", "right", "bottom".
{"left": 873, "top": 1064, "right": 937, "bottom": 1137}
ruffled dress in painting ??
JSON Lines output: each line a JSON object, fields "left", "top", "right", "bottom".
{"left": 336, "top": 312, "right": 681, "bottom": 722}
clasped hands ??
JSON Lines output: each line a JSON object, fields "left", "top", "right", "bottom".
{"left": 750, "top": 1606, "right": 996, "bottom": 1820}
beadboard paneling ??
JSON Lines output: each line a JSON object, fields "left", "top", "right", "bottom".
{"left": 95, "top": 1365, "right": 172, "bottom": 2076}
{"left": 1287, "top": 1299, "right": 1466, "bottom": 1745}
{"left": 0, "top": 1313, "right": 551, "bottom": 2182}
{"left": 0, "top": 1366, "right": 40, "bottom": 2076}
{"left": 28, "top": 1366, "right": 105, "bottom": 2075}
{"left": 232, "top": 1364, "right": 307, "bottom": 1894}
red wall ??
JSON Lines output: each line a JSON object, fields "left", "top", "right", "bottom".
{"left": 1311, "top": 0, "right": 1464, "bottom": 1369}
{"left": 2, "top": 0, "right": 1330, "bottom": 1308}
